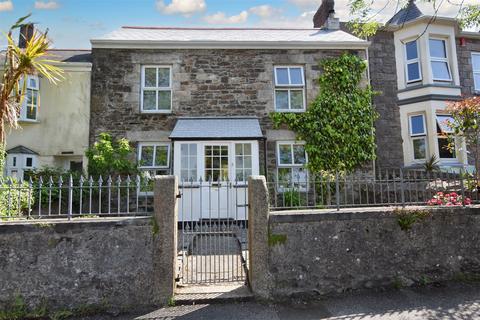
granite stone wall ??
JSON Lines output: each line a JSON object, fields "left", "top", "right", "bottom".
{"left": 90, "top": 48, "right": 362, "bottom": 175}
{"left": 457, "top": 37, "right": 480, "bottom": 96}
{"left": 267, "top": 207, "right": 480, "bottom": 299}
{"left": 0, "top": 218, "right": 159, "bottom": 312}
{"left": 368, "top": 31, "right": 404, "bottom": 168}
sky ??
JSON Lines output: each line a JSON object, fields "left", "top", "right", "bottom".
{"left": 0, "top": 0, "right": 477, "bottom": 49}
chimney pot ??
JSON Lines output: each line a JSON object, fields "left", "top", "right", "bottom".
{"left": 19, "top": 23, "right": 34, "bottom": 48}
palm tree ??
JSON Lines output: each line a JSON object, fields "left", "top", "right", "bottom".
{"left": 0, "top": 15, "right": 64, "bottom": 170}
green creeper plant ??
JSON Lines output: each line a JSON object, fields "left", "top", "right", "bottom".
{"left": 271, "top": 53, "right": 378, "bottom": 174}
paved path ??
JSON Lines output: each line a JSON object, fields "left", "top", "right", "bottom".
{"left": 79, "top": 282, "right": 480, "bottom": 320}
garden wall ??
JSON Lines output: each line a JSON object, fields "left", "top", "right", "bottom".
{"left": 0, "top": 217, "right": 160, "bottom": 313}
{"left": 266, "top": 206, "right": 480, "bottom": 299}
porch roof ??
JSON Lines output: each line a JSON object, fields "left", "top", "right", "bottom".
{"left": 169, "top": 117, "right": 264, "bottom": 140}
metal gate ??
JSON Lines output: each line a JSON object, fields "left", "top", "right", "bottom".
{"left": 177, "top": 179, "right": 249, "bottom": 285}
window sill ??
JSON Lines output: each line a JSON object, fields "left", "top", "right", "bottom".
{"left": 140, "top": 110, "right": 173, "bottom": 114}
{"left": 18, "top": 119, "right": 40, "bottom": 124}
{"left": 274, "top": 110, "right": 306, "bottom": 113}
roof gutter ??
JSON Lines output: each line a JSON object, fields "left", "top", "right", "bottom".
{"left": 90, "top": 40, "right": 370, "bottom": 50}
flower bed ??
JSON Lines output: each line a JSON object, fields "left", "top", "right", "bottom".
{"left": 427, "top": 192, "right": 471, "bottom": 206}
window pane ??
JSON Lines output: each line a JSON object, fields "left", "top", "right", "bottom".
{"left": 181, "top": 156, "right": 188, "bottom": 169}
{"left": 405, "top": 41, "right": 418, "bottom": 60}
{"left": 26, "top": 104, "right": 37, "bottom": 120}
{"left": 244, "top": 156, "right": 252, "bottom": 168}
{"left": 431, "top": 61, "right": 451, "bottom": 80}
{"left": 410, "top": 115, "right": 425, "bottom": 135}
{"left": 143, "top": 91, "right": 156, "bottom": 110}
{"left": 279, "top": 144, "right": 292, "bottom": 165}
{"left": 236, "top": 169, "right": 245, "bottom": 181}
{"left": 474, "top": 73, "right": 480, "bottom": 90}
{"left": 290, "top": 90, "right": 304, "bottom": 110}
{"left": 438, "top": 138, "right": 455, "bottom": 158}
{"left": 244, "top": 143, "right": 251, "bottom": 155}
{"left": 293, "top": 145, "right": 306, "bottom": 165}
{"left": 473, "top": 54, "right": 480, "bottom": 71}
{"left": 276, "top": 68, "right": 289, "bottom": 85}
{"left": 235, "top": 156, "right": 243, "bottom": 169}
{"left": 155, "top": 145, "right": 169, "bottom": 167}
{"left": 413, "top": 138, "right": 426, "bottom": 160}
{"left": 235, "top": 144, "right": 243, "bottom": 156}
{"left": 278, "top": 167, "right": 292, "bottom": 183}
{"left": 275, "top": 90, "right": 289, "bottom": 110}
{"left": 189, "top": 144, "right": 197, "bottom": 155}
{"left": 292, "top": 167, "right": 307, "bottom": 182}
{"left": 158, "top": 91, "right": 171, "bottom": 110}
{"left": 436, "top": 115, "right": 454, "bottom": 134}
{"left": 289, "top": 68, "right": 303, "bottom": 85}
{"left": 407, "top": 62, "right": 420, "bottom": 81}
{"left": 26, "top": 157, "right": 33, "bottom": 167}
{"left": 140, "top": 146, "right": 154, "bottom": 166}
{"left": 429, "top": 39, "right": 447, "bottom": 58}
{"left": 144, "top": 68, "right": 157, "bottom": 87}
{"left": 158, "top": 68, "right": 170, "bottom": 87}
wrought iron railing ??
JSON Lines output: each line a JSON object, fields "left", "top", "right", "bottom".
{"left": 0, "top": 175, "right": 153, "bottom": 220}
{"left": 267, "top": 168, "right": 477, "bottom": 210}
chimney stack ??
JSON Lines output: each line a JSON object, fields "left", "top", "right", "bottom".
{"left": 18, "top": 23, "right": 35, "bottom": 48}
{"left": 313, "top": 0, "right": 339, "bottom": 30}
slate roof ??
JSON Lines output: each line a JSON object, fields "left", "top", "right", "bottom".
{"left": 6, "top": 145, "right": 38, "bottom": 155}
{"left": 169, "top": 117, "right": 264, "bottom": 140}
{"left": 387, "top": 1, "right": 424, "bottom": 26}
{"left": 0, "top": 49, "right": 91, "bottom": 63}
{"left": 91, "top": 26, "right": 366, "bottom": 46}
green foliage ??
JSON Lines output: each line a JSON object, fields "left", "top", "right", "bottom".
{"left": 0, "top": 294, "right": 109, "bottom": 320}
{"left": 268, "top": 231, "right": 287, "bottom": 247}
{"left": 150, "top": 216, "right": 159, "bottom": 236}
{"left": 347, "top": 1, "right": 480, "bottom": 38}
{"left": 423, "top": 155, "right": 440, "bottom": 173}
{"left": 167, "top": 296, "right": 176, "bottom": 307}
{"left": 394, "top": 208, "right": 431, "bottom": 231}
{"left": 0, "top": 178, "right": 32, "bottom": 218}
{"left": 86, "top": 133, "right": 138, "bottom": 177}
{"left": 283, "top": 189, "right": 301, "bottom": 207}
{"left": 271, "top": 54, "right": 378, "bottom": 173}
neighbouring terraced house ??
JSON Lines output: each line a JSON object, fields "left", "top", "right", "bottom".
{"left": 3, "top": 0, "right": 480, "bottom": 186}
{"left": 1, "top": 25, "right": 92, "bottom": 180}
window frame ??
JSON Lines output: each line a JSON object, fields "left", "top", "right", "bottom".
{"left": 234, "top": 142, "right": 253, "bottom": 182}
{"left": 428, "top": 38, "right": 452, "bottom": 82}
{"left": 276, "top": 141, "right": 308, "bottom": 168}
{"left": 274, "top": 66, "right": 306, "bottom": 112}
{"left": 408, "top": 114, "right": 428, "bottom": 161}
{"left": 140, "top": 65, "right": 173, "bottom": 114}
{"left": 137, "top": 142, "right": 171, "bottom": 169}
{"left": 472, "top": 52, "right": 480, "bottom": 92}
{"left": 19, "top": 75, "right": 39, "bottom": 122}
{"left": 435, "top": 114, "right": 457, "bottom": 160}
{"left": 404, "top": 39, "right": 422, "bottom": 84}
{"left": 179, "top": 143, "right": 198, "bottom": 182}
{"left": 408, "top": 114, "right": 427, "bottom": 137}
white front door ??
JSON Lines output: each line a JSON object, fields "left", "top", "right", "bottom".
{"left": 174, "top": 140, "right": 259, "bottom": 221}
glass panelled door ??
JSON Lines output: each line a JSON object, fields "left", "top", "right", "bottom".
{"left": 174, "top": 140, "right": 259, "bottom": 221}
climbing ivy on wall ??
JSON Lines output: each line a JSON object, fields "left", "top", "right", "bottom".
{"left": 271, "top": 53, "right": 378, "bottom": 173}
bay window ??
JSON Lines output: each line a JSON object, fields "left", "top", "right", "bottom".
{"left": 472, "top": 52, "right": 480, "bottom": 92}
{"left": 274, "top": 66, "right": 306, "bottom": 112}
{"left": 141, "top": 66, "right": 172, "bottom": 113}
{"left": 429, "top": 38, "right": 452, "bottom": 82}
{"left": 409, "top": 114, "right": 427, "bottom": 160}
{"left": 405, "top": 40, "right": 422, "bottom": 83}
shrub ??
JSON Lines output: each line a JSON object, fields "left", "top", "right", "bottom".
{"left": 86, "top": 133, "right": 138, "bottom": 177}
{"left": 283, "top": 189, "right": 301, "bottom": 207}
{"left": 0, "top": 178, "right": 32, "bottom": 218}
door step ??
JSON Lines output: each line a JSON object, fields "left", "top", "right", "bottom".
{"left": 174, "top": 283, "right": 253, "bottom": 305}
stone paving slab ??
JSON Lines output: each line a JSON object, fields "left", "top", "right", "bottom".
{"left": 175, "top": 283, "right": 252, "bottom": 304}
{"left": 119, "top": 281, "right": 480, "bottom": 320}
